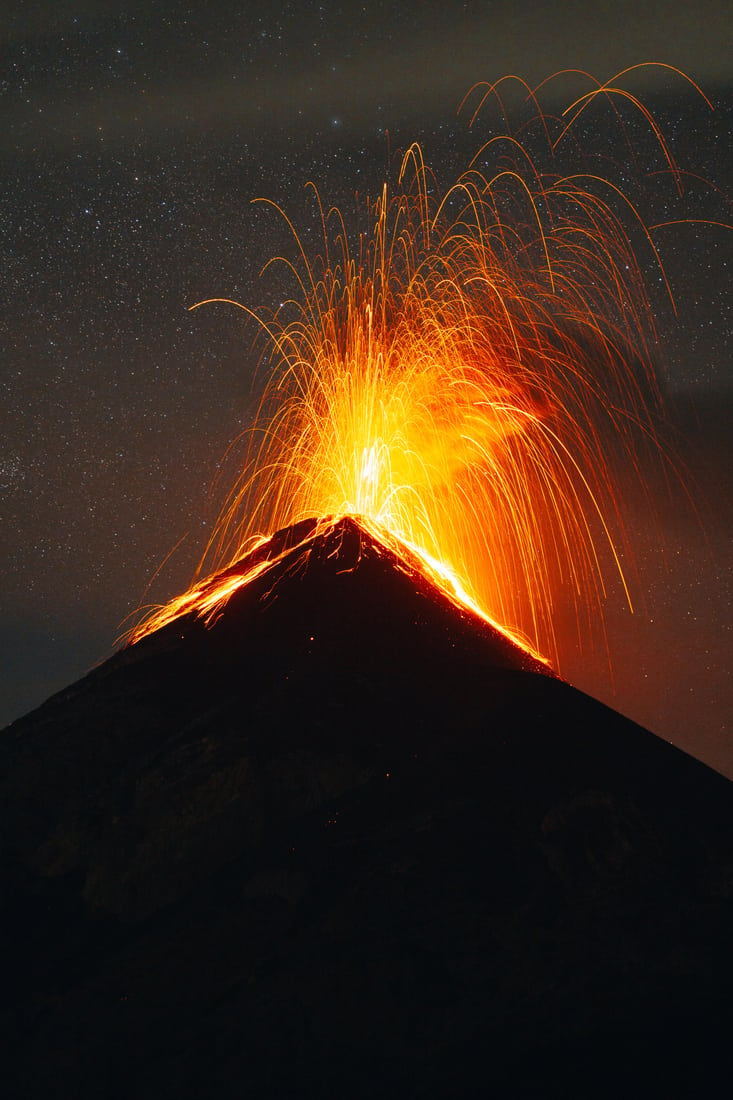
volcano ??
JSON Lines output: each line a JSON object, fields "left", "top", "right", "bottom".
{"left": 2, "top": 516, "right": 731, "bottom": 1098}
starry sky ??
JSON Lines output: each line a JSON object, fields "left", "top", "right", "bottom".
{"left": 2, "top": 1, "right": 731, "bottom": 774}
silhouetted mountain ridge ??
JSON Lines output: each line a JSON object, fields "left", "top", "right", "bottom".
{"left": 1, "top": 515, "right": 731, "bottom": 1098}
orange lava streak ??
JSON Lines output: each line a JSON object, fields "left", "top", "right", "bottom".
{"left": 129, "top": 70, "right": 709, "bottom": 666}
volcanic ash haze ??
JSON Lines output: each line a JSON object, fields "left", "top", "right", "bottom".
{"left": 2, "top": 516, "right": 732, "bottom": 1098}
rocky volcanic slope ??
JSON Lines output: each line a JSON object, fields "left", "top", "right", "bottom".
{"left": 2, "top": 517, "right": 732, "bottom": 1098}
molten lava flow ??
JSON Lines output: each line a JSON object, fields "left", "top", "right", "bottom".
{"left": 129, "top": 68, "right": 712, "bottom": 665}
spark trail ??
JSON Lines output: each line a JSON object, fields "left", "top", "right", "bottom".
{"left": 130, "top": 68, "right": 712, "bottom": 669}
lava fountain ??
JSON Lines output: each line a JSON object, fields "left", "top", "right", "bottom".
{"left": 130, "top": 68, "right": 712, "bottom": 669}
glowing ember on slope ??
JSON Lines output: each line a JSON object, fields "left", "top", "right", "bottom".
{"left": 130, "top": 68, "right": 714, "bottom": 666}
{"left": 128, "top": 513, "right": 545, "bottom": 659}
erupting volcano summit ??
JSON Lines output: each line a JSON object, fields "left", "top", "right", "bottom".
{"left": 4, "top": 68, "right": 731, "bottom": 1098}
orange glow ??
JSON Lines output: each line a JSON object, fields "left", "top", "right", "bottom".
{"left": 129, "top": 70, "right": 707, "bottom": 666}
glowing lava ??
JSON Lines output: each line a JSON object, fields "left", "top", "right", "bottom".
{"left": 130, "top": 68, "right": 711, "bottom": 666}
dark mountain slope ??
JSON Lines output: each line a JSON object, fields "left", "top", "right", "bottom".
{"left": 2, "top": 516, "right": 731, "bottom": 1098}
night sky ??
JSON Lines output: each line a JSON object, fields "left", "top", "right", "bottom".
{"left": 2, "top": 2, "right": 731, "bottom": 774}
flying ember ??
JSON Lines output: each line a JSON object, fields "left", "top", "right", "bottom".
{"left": 130, "top": 67, "right": 710, "bottom": 669}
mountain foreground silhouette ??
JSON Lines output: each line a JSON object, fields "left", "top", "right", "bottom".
{"left": 2, "top": 516, "right": 732, "bottom": 1098}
